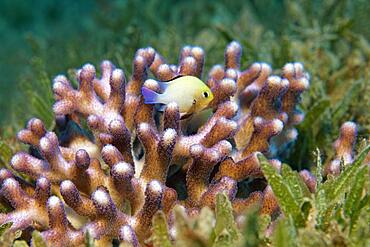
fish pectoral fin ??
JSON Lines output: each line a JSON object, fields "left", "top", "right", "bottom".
{"left": 179, "top": 101, "right": 197, "bottom": 119}
{"left": 180, "top": 112, "right": 194, "bottom": 120}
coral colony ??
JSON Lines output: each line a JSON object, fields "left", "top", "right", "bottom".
{"left": 0, "top": 41, "right": 360, "bottom": 246}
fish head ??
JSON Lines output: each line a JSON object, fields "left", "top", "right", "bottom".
{"left": 194, "top": 84, "right": 214, "bottom": 112}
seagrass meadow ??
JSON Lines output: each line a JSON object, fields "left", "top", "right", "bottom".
{"left": 0, "top": 0, "right": 369, "bottom": 246}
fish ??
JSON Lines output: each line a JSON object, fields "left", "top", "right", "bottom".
{"left": 142, "top": 75, "right": 214, "bottom": 118}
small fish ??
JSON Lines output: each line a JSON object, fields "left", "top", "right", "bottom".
{"left": 142, "top": 75, "right": 214, "bottom": 118}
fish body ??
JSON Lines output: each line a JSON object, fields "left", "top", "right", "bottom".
{"left": 142, "top": 75, "right": 214, "bottom": 116}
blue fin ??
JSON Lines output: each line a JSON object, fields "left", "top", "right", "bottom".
{"left": 142, "top": 87, "right": 160, "bottom": 104}
{"left": 158, "top": 81, "right": 169, "bottom": 91}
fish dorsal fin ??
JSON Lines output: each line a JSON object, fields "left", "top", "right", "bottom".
{"left": 159, "top": 75, "right": 185, "bottom": 91}
{"left": 163, "top": 74, "right": 184, "bottom": 82}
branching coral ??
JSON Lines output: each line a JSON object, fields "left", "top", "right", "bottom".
{"left": 0, "top": 41, "right": 325, "bottom": 246}
{"left": 325, "top": 121, "right": 358, "bottom": 176}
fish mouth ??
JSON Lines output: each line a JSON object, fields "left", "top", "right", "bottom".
{"left": 204, "top": 97, "right": 214, "bottom": 109}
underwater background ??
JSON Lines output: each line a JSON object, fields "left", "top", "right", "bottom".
{"left": 0, "top": 1, "right": 369, "bottom": 246}
{"left": 0, "top": 0, "right": 369, "bottom": 167}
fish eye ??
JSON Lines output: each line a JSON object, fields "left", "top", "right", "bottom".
{"left": 203, "top": 91, "right": 209, "bottom": 98}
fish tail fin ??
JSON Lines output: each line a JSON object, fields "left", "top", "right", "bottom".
{"left": 142, "top": 87, "right": 160, "bottom": 104}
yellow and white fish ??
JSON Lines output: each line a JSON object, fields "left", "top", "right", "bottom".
{"left": 142, "top": 75, "right": 214, "bottom": 118}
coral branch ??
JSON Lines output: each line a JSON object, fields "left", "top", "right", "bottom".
{"left": 137, "top": 123, "right": 177, "bottom": 184}
{"left": 39, "top": 196, "right": 84, "bottom": 247}
{"left": 0, "top": 177, "right": 50, "bottom": 231}
{"left": 215, "top": 152, "right": 262, "bottom": 181}
{"left": 326, "top": 122, "right": 358, "bottom": 175}
{"left": 186, "top": 141, "right": 232, "bottom": 207}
